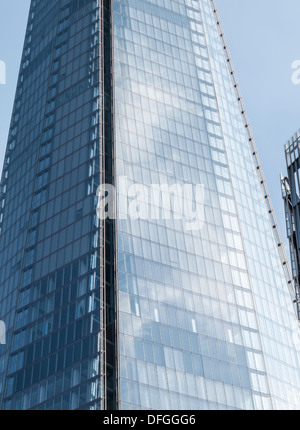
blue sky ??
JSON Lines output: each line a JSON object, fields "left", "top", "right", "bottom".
{"left": 0, "top": 0, "right": 300, "bottom": 238}
{"left": 0, "top": 0, "right": 30, "bottom": 169}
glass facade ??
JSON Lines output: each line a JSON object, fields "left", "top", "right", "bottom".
{"left": 282, "top": 133, "right": 300, "bottom": 321}
{"left": 0, "top": 0, "right": 104, "bottom": 410}
{"left": 0, "top": 0, "right": 299, "bottom": 410}
{"left": 114, "top": 0, "right": 300, "bottom": 410}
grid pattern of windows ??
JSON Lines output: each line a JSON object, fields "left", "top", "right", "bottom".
{"left": 200, "top": 0, "right": 300, "bottom": 409}
{"left": 1, "top": 0, "right": 300, "bottom": 411}
{"left": 114, "top": 0, "right": 300, "bottom": 410}
{"left": 0, "top": 0, "right": 103, "bottom": 410}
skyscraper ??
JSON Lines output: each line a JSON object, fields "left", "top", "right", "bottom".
{"left": 0, "top": 0, "right": 300, "bottom": 410}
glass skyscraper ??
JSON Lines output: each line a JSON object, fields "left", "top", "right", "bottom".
{"left": 0, "top": 0, "right": 300, "bottom": 410}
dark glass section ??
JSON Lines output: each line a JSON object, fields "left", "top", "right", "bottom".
{"left": 0, "top": 0, "right": 104, "bottom": 410}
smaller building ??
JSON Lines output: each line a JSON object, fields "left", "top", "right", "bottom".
{"left": 281, "top": 131, "right": 300, "bottom": 319}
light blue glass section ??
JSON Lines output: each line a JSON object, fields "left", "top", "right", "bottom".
{"left": 112, "top": 0, "right": 299, "bottom": 410}
{"left": 200, "top": 0, "right": 300, "bottom": 409}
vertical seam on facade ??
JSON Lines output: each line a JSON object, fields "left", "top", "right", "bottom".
{"left": 110, "top": 0, "right": 120, "bottom": 411}
{"left": 99, "top": 0, "right": 107, "bottom": 411}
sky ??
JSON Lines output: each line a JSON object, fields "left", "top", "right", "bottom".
{"left": 0, "top": 0, "right": 30, "bottom": 169}
{"left": 0, "top": 0, "right": 300, "bottom": 239}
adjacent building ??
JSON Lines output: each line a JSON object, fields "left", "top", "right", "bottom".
{"left": 281, "top": 132, "right": 300, "bottom": 321}
{"left": 0, "top": 0, "right": 300, "bottom": 410}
